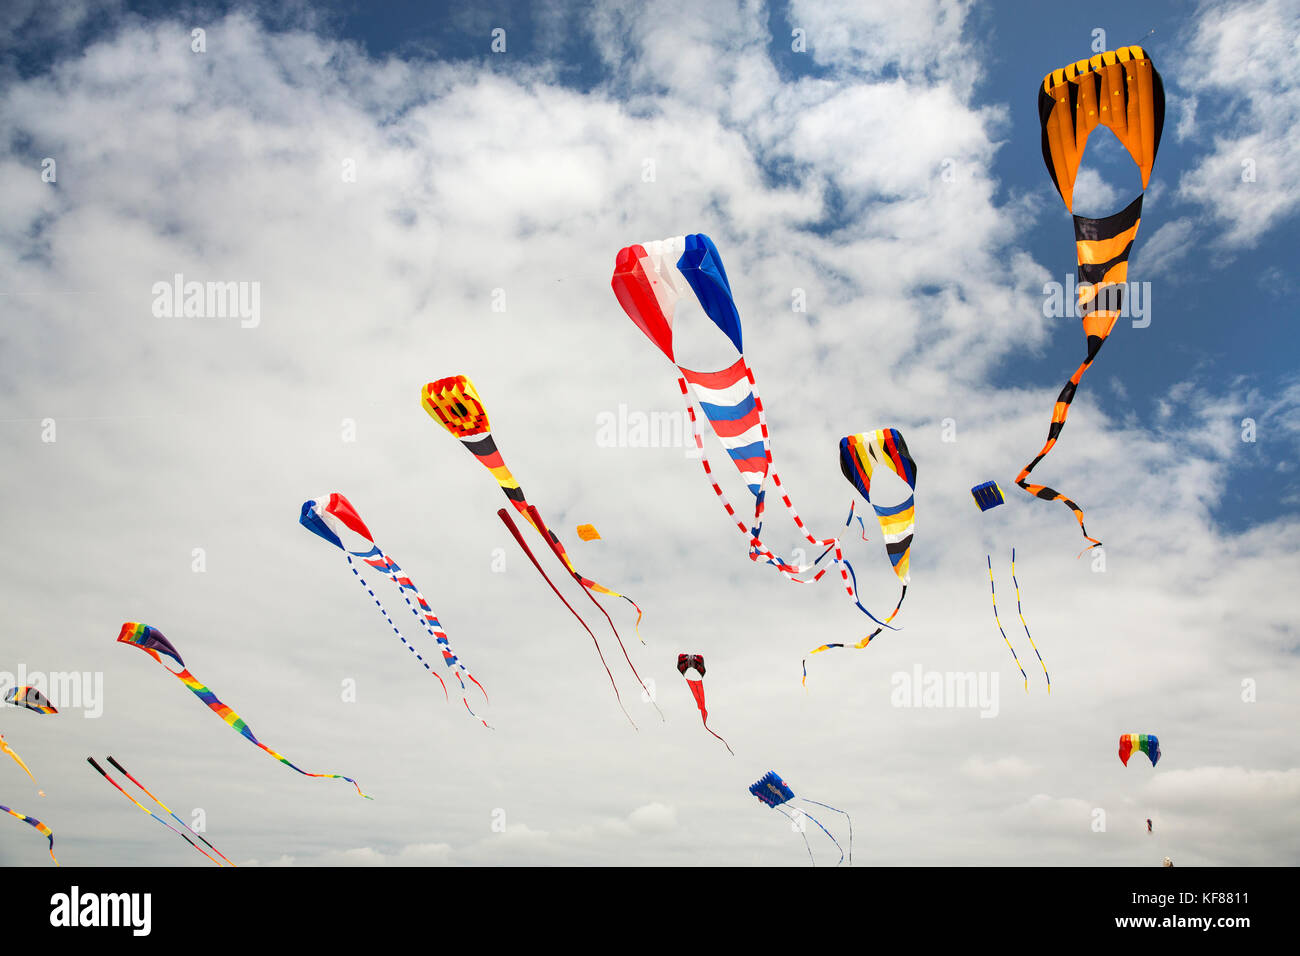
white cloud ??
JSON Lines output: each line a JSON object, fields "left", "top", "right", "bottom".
{"left": 0, "top": 4, "right": 1295, "bottom": 870}
{"left": 1175, "top": 0, "right": 1300, "bottom": 246}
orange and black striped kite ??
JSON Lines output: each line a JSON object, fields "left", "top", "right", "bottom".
{"left": 1019, "top": 46, "right": 1164, "bottom": 553}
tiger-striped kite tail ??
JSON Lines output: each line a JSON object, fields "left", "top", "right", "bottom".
{"left": 1, "top": 803, "right": 57, "bottom": 864}
{"left": 421, "top": 375, "right": 659, "bottom": 721}
{"left": 1022, "top": 45, "right": 1164, "bottom": 552}
{"left": 299, "top": 493, "right": 490, "bottom": 727}
{"left": 116, "top": 623, "right": 370, "bottom": 798}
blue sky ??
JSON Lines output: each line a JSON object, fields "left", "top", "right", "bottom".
{"left": 0, "top": 0, "right": 1297, "bottom": 867}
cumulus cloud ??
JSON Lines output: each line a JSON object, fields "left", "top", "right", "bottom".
{"left": 1175, "top": 0, "right": 1300, "bottom": 247}
{"left": 0, "top": 3, "right": 1295, "bottom": 869}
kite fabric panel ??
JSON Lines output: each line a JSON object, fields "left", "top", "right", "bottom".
{"left": 116, "top": 623, "right": 369, "bottom": 798}
{"left": 4, "top": 686, "right": 57, "bottom": 714}
{"left": 970, "top": 481, "right": 1005, "bottom": 512}
{"left": 1119, "top": 733, "right": 1161, "bottom": 767}
{"left": 1018, "top": 46, "right": 1164, "bottom": 554}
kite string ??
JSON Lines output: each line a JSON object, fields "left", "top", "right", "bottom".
{"left": 1011, "top": 548, "right": 1050, "bottom": 692}
{"left": 987, "top": 555, "right": 1028, "bottom": 692}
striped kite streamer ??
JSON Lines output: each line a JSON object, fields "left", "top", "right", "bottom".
{"left": 116, "top": 623, "right": 369, "bottom": 798}
{"left": 1015, "top": 197, "right": 1143, "bottom": 553}
{"left": 300, "top": 493, "right": 489, "bottom": 727}
{"left": 1, "top": 804, "right": 56, "bottom": 864}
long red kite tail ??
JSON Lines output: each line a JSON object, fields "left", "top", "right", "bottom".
{"left": 526, "top": 505, "right": 662, "bottom": 722}
{"left": 498, "top": 508, "right": 636, "bottom": 730}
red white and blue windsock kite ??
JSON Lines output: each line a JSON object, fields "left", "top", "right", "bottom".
{"left": 612, "top": 234, "right": 912, "bottom": 646}
{"left": 300, "top": 492, "right": 489, "bottom": 727}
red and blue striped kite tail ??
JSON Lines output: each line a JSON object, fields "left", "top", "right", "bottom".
{"left": 677, "top": 375, "right": 844, "bottom": 584}
{"left": 345, "top": 554, "right": 450, "bottom": 702}
{"left": 364, "top": 548, "right": 492, "bottom": 727}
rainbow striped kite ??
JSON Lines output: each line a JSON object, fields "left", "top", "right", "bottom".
{"left": 116, "top": 623, "right": 369, "bottom": 798}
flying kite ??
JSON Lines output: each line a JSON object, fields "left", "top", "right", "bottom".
{"left": 116, "top": 623, "right": 369, "bottom": 798}
{"left": 576, "top": 524, "right": 601, "bottom": 542}
{"left": 1, "top": 804, "right": 56, "bottom": 864}
{"left": 971, "top": 481, "right": 1005, "bottom": 512}
{"left": 1119, "top": 733, "right": 1161, "bottom": 767}
{"left": 421, "top": 375, "right": 656, "bottom": 726}
{"left": 612, "top": 234, "right": 909, "bottom": 635}
{"left": 748, "top": 770, "right": 852, "bottom": 866}
{"left": 1147, "top": 817, "right": 1153, "bottom": 834}
{"left": 300, "top": 492, "right": 489, "bottom": 727}
{"left": 4, "top": 686, "right": 57, "bottom": 714}
{"left": 807, "top": 430, "right": 917, "bottom": 658}
{"left": 1018, "top": 46, "right": 1164, "bottom": 552}
{"left": 87, "top": 757, "right": 228, "bottom": 866}
{"left": 676, "top": 654, "right": 732, "bottom": 755}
